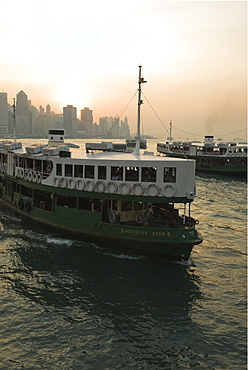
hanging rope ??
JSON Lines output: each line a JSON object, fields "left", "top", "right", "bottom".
{"left": 103, "top": 90, "right": 137, "bottom": 140}
{"left": 142, "top": 91, "right": 170, "bottom": 137}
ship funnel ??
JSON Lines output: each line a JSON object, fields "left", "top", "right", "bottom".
{"left": 48, "top": 129, "right": 65, "bottom": 146}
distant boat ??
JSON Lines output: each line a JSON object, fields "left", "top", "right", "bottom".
{"left": 157, "top": 135, "right": 247, "bottom": 177}
{"left": 126, "top": 138, "right": 147, "bottom": 149}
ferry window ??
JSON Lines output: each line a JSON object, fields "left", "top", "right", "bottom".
{"left": 92, "top": 199, "right": 101, "bottom": 212}
{"left": 111, "top": 166, "right": 123, "bottom": 181}
{"left": 34, "top": 189, "right": 52, "bottom": 212}
{"left": 65, "top": 164, "right": 73, "bottom": 177}
{"left": 56, "top": 163, "right": 62, "bottom": 176}
{"left": 85, "top": 165, "right": 94, "bottom": 179}
{"left": 125, "top": 166, "right": 139, "bottom": 181}
{"left": 164, "top": 167, "right": 176, "bottom": 182}
{"left": 112, "top": 200, "right": 118, "bottom": 211}
{"left": 21, "top": 185, "right": 33, "bottom": 197}
{"left": 141, "top": 167, "right": 157, "bottom": 182}
{"left": 78, "top": 197, "right": 91, "bottom": 210}
{"left": 98, "top": 166, "right": 106, "bottom": 180}
{"left": 121, "top": 201, "right": 132, "bottom": 211}
{"left": 35, "top": 159, "right": 42, "bottom": 172}
{"left": 134, "top": 201, "right": 143, "bottom": 211}
{"left": 56, "top": 195, "right": 77, "bottom": 208}
{"left": 75, "top": 165, "right": 83, "bottom": 178}
{"left": 42, "top": 160, "right": 49, "bottom": 178}
{"left": 19, "top": 157, "right": 25, "bottom": 168}
{"left": 27, "top": 158, "right": 33, "bottom": 170}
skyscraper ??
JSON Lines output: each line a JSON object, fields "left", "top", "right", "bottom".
{"left": 16, "top": 90, "right": 32, "bottom": 135}
{"left": 80, "top": 107, "right": 93, "bottom": 135}
{"left": 0, "top": 92, "right": 8, "bottom": 135}
{"left": 63, "top": 105, "right": 77, "bottom": 135}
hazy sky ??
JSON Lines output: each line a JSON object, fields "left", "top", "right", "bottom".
{"left": 0, "top": 0, "right": 247, "bottom": 139}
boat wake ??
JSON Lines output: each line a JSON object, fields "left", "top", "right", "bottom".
{"left": 93, "top": 245, "right": 148, "bottom": 260}
{"left": 46, "top": 236, "right": 74, "bottom": 247}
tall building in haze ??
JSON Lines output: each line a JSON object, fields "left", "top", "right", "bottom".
{"left": 80, "top": 107, "right": 93, "bottom": 135}
{"left": 63, "top": 105, "right": 77, "bottom": 135}
{"left": 15, "top": 90, "right": 32, "bottom": 135}
{"left": 0, "top": 92, "right": 9, "bottom": 135}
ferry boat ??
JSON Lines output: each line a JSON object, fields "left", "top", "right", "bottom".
{"left": 126, "top": 138, "right": 147, "bottom": 149}
{"left": 157, "top": 135, "right": 247, "bottom": 177}
{"left": 0, "top": 67, "right": 202, "bottom": 260}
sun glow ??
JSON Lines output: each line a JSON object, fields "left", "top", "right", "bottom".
{"left": 55, "top": 85, "right": 91, "bottom": 117}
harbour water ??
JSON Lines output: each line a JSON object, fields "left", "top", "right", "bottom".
{"left": 0, "top": 139, "right": 246, "bottom": 369}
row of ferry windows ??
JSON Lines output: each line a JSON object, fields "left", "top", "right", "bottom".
{"left": 56, "top": 164, "right": 177, "bottom": 183}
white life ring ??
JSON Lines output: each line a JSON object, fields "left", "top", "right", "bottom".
{"left": 28, "top": 171, "right": 33, "bottom": 182}
{"left": 76, "top": 178, "right": 84, "bottom": 191}
{"left": 109, "top": 211, "right": 116, "bottom": 224}
{"left": 24, "top": 170, "right": 29, "bottom": 180}
{"left": 60, "top": 176, "right": 68, "bottom": 188}
{"left": 135, "top": 212, "right": 144, "bottom": 224}
{"left": 132, "top": 183, "right": 144, "bottom": 196}
{"left": 53, "top": 176, "right": 60, "bottom": 187}
{"left": 19, "top": 168, "right": 24, "bottom": 178}
{"left": 119, "top": 182, "right": 131, "bottom": 196}
{"left": 68, "top": 177, "right": 76, "bottom": 189}
{"left": 32, "top": 172, "right": 38, "bottom": 183}
{"left": 163, "top": 184, "right": 177, "bottom": 198}
{"left": 147, "top": 183, "right": 160, "bottom": 196}
{"left": 107, "top": 181, "right": 117, "bottom": 194}
{"left": 85, "top": 179, "right": 95, "bottom": 192}
{"left": 96, "top": 180, "right": 106, "bottom": 193}
{"left": 37, "top": 173, "right": 42, "bottom": 184}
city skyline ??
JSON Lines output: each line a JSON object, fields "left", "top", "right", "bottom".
{"left": 0, "top": 1, "right": 247, "bottom": 141}
{"left": 0, "top": 90, "right": 132, "bottom": 138}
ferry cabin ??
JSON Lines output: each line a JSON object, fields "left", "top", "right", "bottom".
{"left": 0, "top": 142, "right": 197, "bottom": 230}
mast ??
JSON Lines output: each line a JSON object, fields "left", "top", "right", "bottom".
{"left": 133, "top": 65, "right": 147, "bottom": 155}
{"left": 13, "top": 98, "right": 16, "bottom": 143}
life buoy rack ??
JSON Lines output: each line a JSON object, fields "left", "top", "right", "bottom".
{"left": 53, "top": 176, "right": 60, "bottom": 187}
{"left": 76, "top": 178, "right": 84, "bottom": 190}
{"left": 135, "top": 212, "right": 144, "bottom": 224}
{"left": 60, "top": 176, "right": 68, "bottom": 188}
{"left": 107, "top": 181, "right": 117, "bottom": 194}
{"left": 132, "top": 183, "right": 144, "bottom": 196}
{"left": 147, "top": 183, "right": 160, "bottom": 197}
{"left": 163, "top": 184, "right": 177, "bottom": 198}
{"left": 96, "top": 180, "right": 106, "bottom": 193}
{"left": 109, "top": 211, "right": 116, "bottom": 224}
{"left": 119, "top": 182, "right": 131, "bottom": 196}
{"left": 85, "top": 179, "right": 95, "bottom": 192}
{"left": 68, "top": 177, "right": 76, "bottom": 190}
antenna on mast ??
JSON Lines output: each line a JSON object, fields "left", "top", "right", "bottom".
{"left": 133, "top": 65, "right": 147, "bottom": 155}
{"left": 13, "top": 98, "right": 16, "bottom": 143}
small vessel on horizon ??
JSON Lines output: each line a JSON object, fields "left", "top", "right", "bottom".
{"left": 0, "top": 67, "right": 202, "bottom": 260}
{"left": 126, "top": 137, "right": 147, "bottom": 149}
